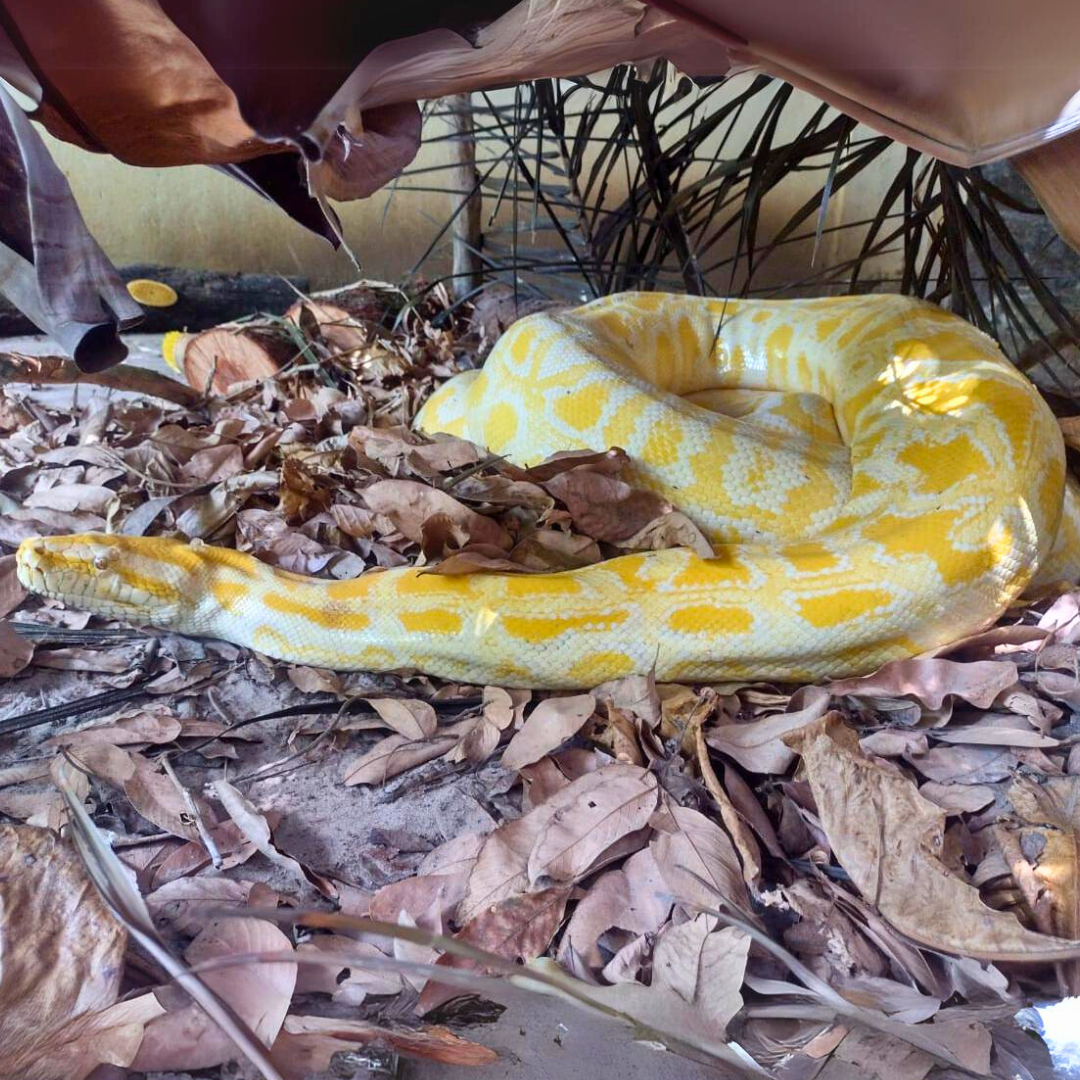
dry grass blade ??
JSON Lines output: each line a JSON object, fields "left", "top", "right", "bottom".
{"left": 55, "top": 770, "right": 287, "bottom": 1080}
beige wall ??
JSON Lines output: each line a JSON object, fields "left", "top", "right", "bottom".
{"left": 45, "top": 77, "right": 906, "bottom": 293}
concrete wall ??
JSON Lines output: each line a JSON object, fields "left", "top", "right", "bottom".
{"left": 45, "top": 76, "right": 906, "bottom": 292}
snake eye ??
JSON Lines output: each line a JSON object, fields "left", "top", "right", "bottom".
{"left": 92, "top": 553, "right": 111, "bottom": 571}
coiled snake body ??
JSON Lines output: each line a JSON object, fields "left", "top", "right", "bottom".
{"left": 17, "top": 294, "right": 1080, "bottom": 687}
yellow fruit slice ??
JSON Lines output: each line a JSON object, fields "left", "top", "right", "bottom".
{"left": 127, "top": 278, "right": 178, "bottom": 308}
{"left": 161, "top": 330, "right": 185, "bottom": 372}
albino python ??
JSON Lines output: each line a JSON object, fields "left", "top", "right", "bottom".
{"left": 16, "top": 293, "right": 1080, "bottom": 688}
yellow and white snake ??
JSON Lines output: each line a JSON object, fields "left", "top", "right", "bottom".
{"left": 17, "top": 294, "right": 1080, "bottom": 688}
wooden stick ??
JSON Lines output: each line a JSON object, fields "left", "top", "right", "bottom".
{"left": 0, "top": 352, "right": 203, "bottom": 409}
{"left": 446, "top": 92, "right": 483, "bottom": 301}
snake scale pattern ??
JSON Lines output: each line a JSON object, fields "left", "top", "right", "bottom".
{"left": 17, "top": 293, "right": 1080, "bottom": 688}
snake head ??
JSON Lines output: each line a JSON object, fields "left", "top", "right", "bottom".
{"left": 16, "top": 533, "right": 191, "bottom": 626}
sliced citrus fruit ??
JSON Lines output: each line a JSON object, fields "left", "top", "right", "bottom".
{"left": 127, "top": 278, "right": 178, "bottom": 308}
{"left": 161, "top": 330, "right": 185, "bottom": 372}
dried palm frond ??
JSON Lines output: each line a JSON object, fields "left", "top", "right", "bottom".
{"left": 402, "top": 64, "right": 1080, "bottom": 391}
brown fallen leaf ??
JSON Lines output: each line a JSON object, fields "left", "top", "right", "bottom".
{"left": 526, "top": 763, "right": 659, "bottom": 884}
{"left": 271, "top": 1015, "right": 496, "bottom": 1078}
{"left": 705, "top": 686, "right": 831, "bottom": 773}
{"left": 650, "top": 802, "right": 751, "bottom": 916}
{"left": 0, "top": 554, "right": 26, "bottom": 617}
{"left": 132, "top": 917, "right": 296, "bottom": 1072}
{"left": 557, "top": 847, "right": 672, "bottom": 970}
{"left": 418, "top": 886, "right": 572, "bottom": 1013}
{"left": 0, "top": 824, "right": 128, "bottom": 1079}
{"left": 458, "top": 812, "right": 548, "bottom": 924}
{"left": 0, "top": 620, "right": 32, "bottom": 677}
{"left": 370, "top": 873, "right": 468, "bottom": 930}
{"left": 51, "top": 706, "right": 184, "bottom": 748}
{"left": 145, "top": 878, "right": 277, "bottom": 935}
{"left": 918, "top": 782, "right": 997, "bottom": 814}
{"left": 343, "top": 732, "right": 458, "bottom": 786}
{"left": 417, "top": 831, "right": 486, "bottom": 878}
{"left": 365, "top": 697, "right": 438, "bottom": 740}
{"left": 785, "top": 714, "right": 1080, "bottom": 961}
{"left": 999, "top": 774, "right": 1080, "bottom": 993}
{"left": 827, "top": 658, "right": 1019, "bottom": 710}
{"left": 561, "top": 918, "right": 751, "bottom": 1048}
{"left": 361, "top": 479, "right": 511, "bottom": 549}
{"left": 24, "top": 482, "right": 118, "bottom": 514}
{"left": 501, "top": 694, "right": 597, "bottom": 771}
{"left": 3, "top": 993, "right": 166, "bottom": 1080}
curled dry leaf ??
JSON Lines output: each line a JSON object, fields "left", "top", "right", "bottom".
{"left": 558, "top": 847, "right": 672, "bottom": 970}
{"left": 501, "top": 694, "right": 596, "bottom": 771}
{"left": 0, "top": 825, "right": 129, "bottom": 1080}
{"left": 361, "top": 479, "right": 511, "bottom": 549}
{"left": 827, "top": 658, "right": 1019, "bottom": 710}
{"left": 706, "top": 686, "right": 831, "bottom": 773}
{"left": 132, "top": 917, "right": 296, "bottom": 1072}
{"left": 271, "top": 1015, "right": 496, "bottom": 1078}
{"left": 526, "top": 763, "right": 659, "bottom": 885}
{"left": 418, "top": 886, "right": 572, "bottom": 1014}
{"left": 785, "top": 714, "right": 1080, "bottom": 961}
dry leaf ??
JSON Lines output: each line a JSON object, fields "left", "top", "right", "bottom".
{"left": 785, "top": 714, "right": 1080, "bottom": 961}
{"left": 343, "top": 732, "right": 457, "bottom": 786}
{"left": 294, "top": 936, "right": 405, "bottom": 998}
{"left": 145, "top": 878, "right": 275, "bottom": 935}
{"left": 827, "top": 658, "right": 1018, "bottom": 710}
{"left": 418, "top": 886, "right": 571, "bottom": 1013}
{"left": 361, "top": 479, "right": 511, "bottom": 549}
{"left": 213, "top": 778, "right": 334, "bottom": 897}
{"left": 370, "top": 873, "right": 467, "bottom": 930}
{"left": 0, "top": 620, "right": 32, "bottom": 677}
{"left": 365, "top": 697, "right": 438, "bottom": 740}
{"left": 526, "top": 763, "right": 658, "bottom": 884}
{"left": 558, "top": 847, "right": 672, "bottom": 970}
{"left": 4, "top": 993, "right": 166, "bottom": 1080}
{"left": 706, "top": 686, "right": 831, "bottom": 773}
{"left": 132, "top": 917, "right": 296, "bottom": 1072}
{"left": 0, "top": 825, "right": 128, "bottom": 1079}
{"left": 571, "top": 919, "right": 750, "bottom": 1046}
{"left": 1001, "top": 775, "right": 1080, "bottom": 992}
{"left": 501, "top": 694, "right": 596, "bottom": 771}
{"left": 0, "top": 554, "right": 27, "bottom": 617}
{"left": 458, "top": 812, "right": 548, "bottom": 924}
{"left": 650, "top": 802, "right": 750, "bottom": 915}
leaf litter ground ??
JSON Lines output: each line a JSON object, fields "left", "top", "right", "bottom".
{"left": 2, "top": 285, "right": 1080, "bottom": 1080}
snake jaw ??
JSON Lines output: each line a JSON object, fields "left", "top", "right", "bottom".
{"left": 16, "top": 534, "right": 186, "bottom": 627}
